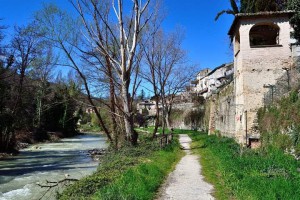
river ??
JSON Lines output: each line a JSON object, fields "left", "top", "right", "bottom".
{"left": 0, "top": 134, "right": 108, "bottom": 200}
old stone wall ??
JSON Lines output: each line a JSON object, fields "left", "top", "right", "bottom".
{"left": 207, "top": 82, "right": 236, "bottom": 138}
{"left": 172, "top": 103, "right": 194, "bottom": 110}
{"left": 202, "top": 14, "right": 300, "bottom": 146}
{"left": 168, "top": 103, "right": 195, "bottom": 130}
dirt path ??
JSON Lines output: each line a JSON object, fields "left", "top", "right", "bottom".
{"left": 156, "top": 134, "right": 214, "bottom": 200}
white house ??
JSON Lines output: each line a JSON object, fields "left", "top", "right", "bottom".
{"left": 137, "top": 100, "right": 161, "bottom": 116}
{"left": 192, "top": 63, "right": 234, "bottom": 98}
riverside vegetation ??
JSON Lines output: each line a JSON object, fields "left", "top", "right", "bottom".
{"left": 59, "top": 128, "right": 300, "bottom": 200}
{"left": 59, "top": 132, "right": 183, "bottom": 200}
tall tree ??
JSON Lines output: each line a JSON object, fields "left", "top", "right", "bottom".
{"left": 75, "top": 0, "right": 151, "bottom": 145}
{"left": 35, "top": 0, "right": 154, "bottom": 146}
{"left": 142, "top": 27, "right": 194, "bottom": 135}
{"left": 11, "top": 23, "right": 45, "bottom": 118}
{"left": 34, "top": 3, "right": 114, "bottom": 144}
{"left": 29, "top": 46, "right": 55, "bottom": 129}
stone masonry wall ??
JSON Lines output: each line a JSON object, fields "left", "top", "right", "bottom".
{"left": 208, "top": 82, "right": 236, "bottom": 138}
{"left": 234, "top": 15, "right": 293, "bottom": 143}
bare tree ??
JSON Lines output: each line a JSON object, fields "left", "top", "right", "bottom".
{"left": 72, "top": 0, "right": 151, "bottom": 145}
{"left": 34, "top": 3, "right": 114, "bottom": 144}
{"left": 29, "top": 46, "right": 56, "bottom": 129}
{"left": 11, "top": 23, "right": 45, "bottom": 115}
{"left": 142, "top": 28, "right": 195, "bottom": 135}
{"left": 35, "top": 0, "right": 153, "bottom": 146}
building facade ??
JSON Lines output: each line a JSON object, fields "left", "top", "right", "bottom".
{"left": 228, "top": 11, "right": 296, "bottom": 144}
{"left": 192, "top": 63, "right": 234, "bottom": 99}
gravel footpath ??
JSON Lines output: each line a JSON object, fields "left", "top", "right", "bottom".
{"left": 156, "top": 134, "right": 215, "bottom": 200}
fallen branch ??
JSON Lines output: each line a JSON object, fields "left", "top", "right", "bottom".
{"left": 37, "top": 178, "right": 79, "bottom": 188}
{"left": 37, "top": 176, "right": 78, "bottom": 200}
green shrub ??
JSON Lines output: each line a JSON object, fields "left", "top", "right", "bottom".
{"left": 273, "top": 134, "right": 293, "bottom": 151}
{"left": 258, "top": 89, "right": 300, "bottom": 151}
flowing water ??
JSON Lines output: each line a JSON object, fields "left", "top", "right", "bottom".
{"left": 0, "top": 134, "right": 108, "bottom": 200}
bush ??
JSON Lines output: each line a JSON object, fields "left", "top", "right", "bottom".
{"left": 258, "top": 89, "right": 300, "bottom": 150}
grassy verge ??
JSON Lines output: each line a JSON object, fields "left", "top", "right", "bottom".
{"left": 59, "top": 133, "right": 183, "bottom": 200}
{"left": 190, "top": 132, "right": 300, "bottom": 200}
{"left": 78, "top": 124, "right": 102, "bottom": 132}
{"left": 136, "top": 126, "right": 197, "bottom": 135}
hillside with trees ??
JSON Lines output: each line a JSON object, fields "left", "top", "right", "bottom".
{"left": 0, "top": 24, "right": 81, "bottom": 153}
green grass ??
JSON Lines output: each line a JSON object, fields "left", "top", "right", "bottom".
{"left": 137, "top": 126, "right": 198, "bottom": 135}
{"left": 190, "top": 132, "right": 300, "bottom": 200}
{"left": 78, "top": 124, "right": 102, "bottom": 132}
{"left": 135, "top": 126, "right": 169, "bottom": 134}
{"left": 59, "top": 134, "right": 183, "bottom": 200}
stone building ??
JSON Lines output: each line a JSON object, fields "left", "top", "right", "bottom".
{"left": 137, "top": 100, "right": 161, "bottom": 116}
{"left": 192, "top": 63, "right": 233, "bottom": 98}
{"left": 228, "top": 11, "right": 296, "bottom": 145}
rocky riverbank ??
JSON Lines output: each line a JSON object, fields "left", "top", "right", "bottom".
{"left": 87, "top": 148, "right": 107, "bottom": 161}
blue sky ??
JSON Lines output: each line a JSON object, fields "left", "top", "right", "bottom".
{"left": 0, "top": 0, "right": 234, "bottom": 70}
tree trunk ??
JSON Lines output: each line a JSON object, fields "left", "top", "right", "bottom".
{"left": 13, "top": 67, "right": 25, "bottom": 114}
{"left": 121, "top": 75, "right": 138, "bottom": 145}
{"left": 166, "top": 103, "right": 173, "bottom": 129}
{"left": 166, "top": 112, "right": 171, "bottom": 130}
{"left": 36, "top": 93, "right": 42, "bottom": 128}
{"left": 152, "top": 95, "right": 160, "bottom": 138}
{"left": 107, "top": 56, "right": 119, "bottom": 148}
{"left": 161, "top": 103, "right": 166, "bottom": 135}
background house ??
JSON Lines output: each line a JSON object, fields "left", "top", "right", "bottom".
{"left": 191, "top": 63, "right": 234, "bottom": 98}
{"left": 137, "top": 100, "right": 160, "bottom": 116}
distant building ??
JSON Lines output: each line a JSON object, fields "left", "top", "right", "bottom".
{"left": 191, "top": 63, "right": 234, "bottom": 98}
{"left": 137, "top": 100, "right": 161, "bottom": 116}
{"left": 84, "top": 106, "right": 98, "bottom": 114}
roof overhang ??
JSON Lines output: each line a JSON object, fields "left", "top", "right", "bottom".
{"left": 228, "top": 10, "right": 295, "bottom": 37}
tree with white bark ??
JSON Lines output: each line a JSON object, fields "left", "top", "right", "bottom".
{"left": 35, "top": 0, "right": 153, "bottom": 146}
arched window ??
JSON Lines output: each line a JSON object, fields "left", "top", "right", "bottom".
{"left": 249, "top": 23, "right": 280, "bottom": 47}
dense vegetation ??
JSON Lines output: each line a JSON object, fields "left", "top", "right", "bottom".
{"left": 257, "top": 90, "right": 300, "bottom": 157}
{"left": 59, "top": 133, "right": 183, "bottom": 200}
{"left": 0, "top": 25, "right": 81, "bottom": 153}
{"left": 190, "top": 132, "right": 300, "bottom": 200}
